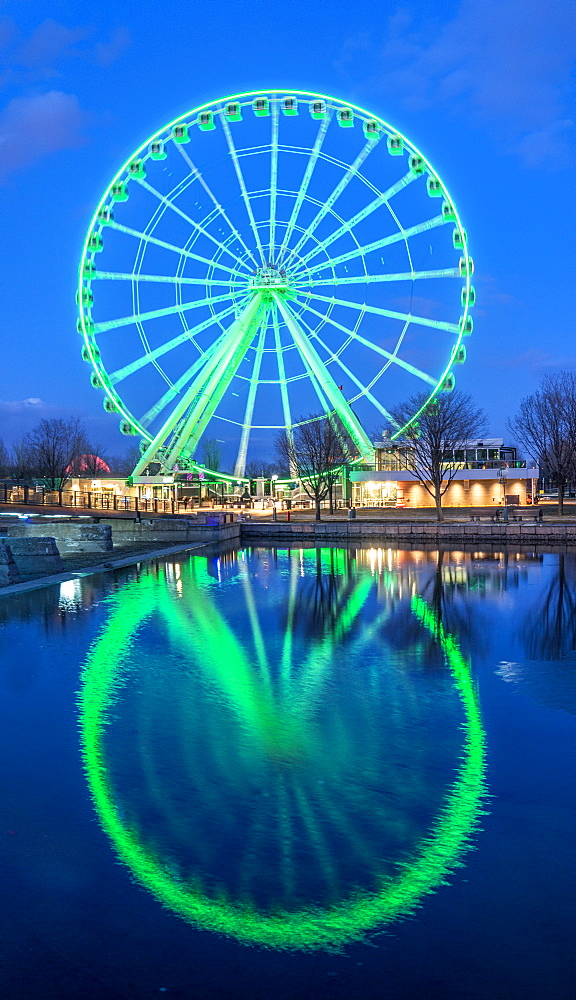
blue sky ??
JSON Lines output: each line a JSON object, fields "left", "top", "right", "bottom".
{"left": 0, "top": 0, "right": 574, "bottom": 460}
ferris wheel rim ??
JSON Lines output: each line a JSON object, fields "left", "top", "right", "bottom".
{"left": 77, "top": 88, "right": 474, "bottom": 475}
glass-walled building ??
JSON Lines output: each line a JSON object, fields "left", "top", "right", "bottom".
{"left": 350, "top": 438, "right": 539, "bottom": 508}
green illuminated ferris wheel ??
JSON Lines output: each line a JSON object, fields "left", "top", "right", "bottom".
{"left": 77, "top": 89, "right": 474, "bottom": 477}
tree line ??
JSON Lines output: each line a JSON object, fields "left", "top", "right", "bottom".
{"left": 0, "top": 417, "right": 140, "bottom": 489}
{"left": 2, "top": 371, "right": 575, "bottom": 516}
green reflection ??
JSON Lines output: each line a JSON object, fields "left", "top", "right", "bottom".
{"left": 79, "top": 551, "right": 486, "bottom": 951}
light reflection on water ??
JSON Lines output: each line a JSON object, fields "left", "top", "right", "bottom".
{"left": 79, "top": 547, "right": 488, "bottom": 950}
{"left": 1, "top": 545, "right": 575, "bottom": 994}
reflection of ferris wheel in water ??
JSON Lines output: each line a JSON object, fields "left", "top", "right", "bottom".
{"left": 77, "top": 90, "right": 474, "bottom": 477}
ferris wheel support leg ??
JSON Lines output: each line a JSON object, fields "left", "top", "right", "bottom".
{"left": 133, "top": 294, "right": 264, "bottom": 474}
{"left": 164, "top": 295, "right": 267, "bottom": 468}
{"left": 273, "top": 295, "right": 374, "bottom": 462}
{"left": 132, "top": 336, "right": 232, "bottom": 475}
{"left": 234, "top": 324, "right": 267, "bottom": 479}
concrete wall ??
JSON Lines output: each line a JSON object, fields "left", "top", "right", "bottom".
{"left": 100, "top": 517, "right": 241, "bottom": 547}
{"left": 240, "top": 520, "right": 576, "bottom": 546}
{"left": 0, "top": 541, "right": 19, "bottom": 585}
{"left": 7, "top": 521, "right": 112, "bottom": 553}
{"left": 7, "top": 536, "right": 64, "bottom": 575}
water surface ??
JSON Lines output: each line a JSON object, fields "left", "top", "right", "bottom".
{"left": 1, "top": 546, "right": 574, "bottom": 998}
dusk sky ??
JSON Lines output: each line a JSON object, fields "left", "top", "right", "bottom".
{"left": 1, "top": 0, "right": 575, "bottom": 462}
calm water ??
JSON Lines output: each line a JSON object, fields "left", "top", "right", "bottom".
{"left": 0, "top": 546, "right": 574, "bottom": 999}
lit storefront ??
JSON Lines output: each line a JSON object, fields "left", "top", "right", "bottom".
{"left": 350, "top": 439, "right": 539, "bottom": 508}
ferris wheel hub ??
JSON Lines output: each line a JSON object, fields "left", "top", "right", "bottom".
{"left": 249, "top": 263, "right": 293, "bottom": 294}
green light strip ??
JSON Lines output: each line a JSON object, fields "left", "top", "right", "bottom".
{"left": 79, "top": 569, "right": 486, "bottom": 952}
{"left": 304, "top": 292, "right": 459, "bottom": 334}
{"left": 94, "top": 291, "right": 236, "bottom": 336}
{"left": 300, "top": 302, "right": 437, "bottom": 388}
{"left": 274, "top": 294, "right": 374, "bottom": 459}
{"left": 297, "top": 172, "right": 417, "bottom": 267}
{"left": 269, "top": 99, "right": 279, "bottom": 260}
{"left": 139, "top": 329, "right": 230, "bottom": 427}
{"left": 165, "top": 296, "right": 266, "bottom": 465}
{"left": 272, "top": 303, "right": 293, "bottom": 439}
{"left": 174, "top": 141, "right": 257, "bottom": 268}
{"left": 137, "top": 176, "right": 247, "bottom": 269}
{"left": 297, "top": 314, "right": 400, "bottom": 421}
{"left": 308, "top": 268, "right": 460, "bottom": 287}
{"left": 108, "top": 221, "right": 244, "bottom": 278}
{"left": 233, "top": 321, "right": 267, "bottom": 477}
{"left": 276, "top": 115, "right": 331, "bottom": 264}
{"left": 132, "top": 300, "right": 261, "bottom": 474}
{"left": 93, "top": 271, "right": 245, "bottom": 288}
{"left": 220, "top": 114, "right": 266, "bottom": 265}
{"left": 305, "top": 214, "right": 446, "bottom": 277}
{"left": 109, "top": 302, "right": 238, "bottom": 384}
{"left": 282, "top": 137, "right": 380, "bottom": 268}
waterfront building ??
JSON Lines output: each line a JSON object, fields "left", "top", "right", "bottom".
{"left": 349, "top": 438, "right": 539, "bottom": 508}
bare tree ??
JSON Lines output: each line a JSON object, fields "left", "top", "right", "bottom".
{"left": 245, "top": 458, "right": 277, "bottom": 479}
{"left": 26, "top": 417, "right": 86, "bottom": 490}
{"left": 9, "top": 437, "right": 37, "bottom": 481}
{"left": 392, "top": 391, "right": 487, "bottom": 521}
{"left": 508, "top": 372, "right": 576, "bottom": 516}
{"left": 0, "top": 439, "right": 9, "bottom": 478}
{"left": 200, "top": 437, "right": 221, "bottom": 472}
{"left": 276, "top": 414, "right": 356, "bottom": 520}
{"left": 107, "top": 443, "right": 143, "bottom": 477}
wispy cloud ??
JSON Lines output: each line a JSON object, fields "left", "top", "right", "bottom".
{"left": 16, "top": 18, "right": 92, "bottom": 71}
{"left": 94, "top": 26, "right": 131, "bottom": 68}
{"left": 0, "top": 90, "right": 87, "bottom": 182}
{"left": 0, "top": 17, "right": 132, "bottom": 79}
{"left": 0, "top": 397, "right": 48, "bottom": 414}
{"left": 336, "top": 0, "right": 576, "bottom": 168}
{"left": 0, "top": 16, "right": 131, "bottom": 182}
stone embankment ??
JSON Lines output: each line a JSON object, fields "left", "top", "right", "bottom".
{"left": 0, "top": 536, "right": 64, "bottom": 584}
{"left": 240, "top": 519, "right": 576, "bottom": 546}
{"left": 6, "top": 520, "right": 112, "bottom": 553}
{"left": 0, "top": 515, "right": 241, "bottom": 587}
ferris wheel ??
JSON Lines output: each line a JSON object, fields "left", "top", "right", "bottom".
{"left": 77, "top": 90, "right": 474, "bottom": 477}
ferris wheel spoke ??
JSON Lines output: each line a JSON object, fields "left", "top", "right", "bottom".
{"left": 220, "top": 115, "right": 267, "bottom": 265}
{"left": 276, "top": 115, "right": 331, "bottom": 264}
{"left": 165, "top": 297, "right": 268, "bottom": 466}
{"left": 274, "top": 295, "right": 373, "bottom": 459}
{"left": 139, "top": 338, "right": 229, "bottom": 427}
{"left": 283, "top": 137, "right": 382, "bottom": 268}
{"left": 233, "top": 324, "right": 268, "bottom": 478}
{"left": 303, "top": 291, "right": 460, "bottom": 334}
{"left": 133, "top": 294, "right": 263, "bottom": 474}
{"left": 238, "top": 562, "right": 273, "bottom": 691}
{"left": 305, "top": 213, "right": 446, "bottom": 277}
{"left": 268, "top": 99, "right": 279, "bottom": 260}
{"left": 308, "top": 267, "right": 460, "bottom": 287}
{"left": 136, "top": 177, "right": 250, "bottom": 271}
{"left": 295, "top": 171, "right": 417, "bottom": 269}
{"left": 272, "top": 304, "right": 293, "bottom": 437}
{"left": 107, "top": 221, "right": 243, "bottom": 279}
{"left": 301, "top": 303, "right": 437, "bottom": 388}
{"left": 174, "top": 142, "right": 258, "bottom": 268}
{"left": 110, "top": 304, "right": 238, "bottom": 385}
{"left": 298, "top": 313, "right": 401, "bottom": 422}
{"left": 291, "top": 783, "right": 339, "bottom": 895}
{"left": 92, "top": 269, "right": 245, "bottom": 288}
{"left": 93, "top": 291, "right": 238, "bottom": 336}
